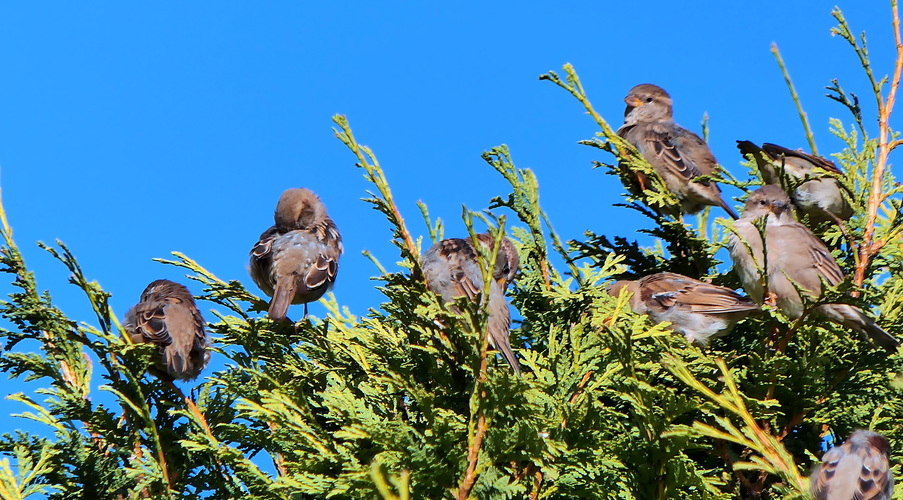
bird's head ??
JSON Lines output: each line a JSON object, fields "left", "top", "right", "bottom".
{"left": 274, "top": 188, "right": 328, "bottom": 230}
{"left": 140, "top": 279, "right": 192, "bottom": 303}
{"left": 476, "top": 233, "right": 519, "bottom": 286}
{"left": 742, "top": 185, "right": 794, "bottom": 221}
{"left": 623, "top": 83, "right": 673, "bottom": 124}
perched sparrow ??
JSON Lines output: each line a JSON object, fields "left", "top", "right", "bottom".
{"left": 728, "top": 185, "right": 899, "bottom": 351}
{"left": 250, "top": 188, "right": 343, "bottom": 320}
{"left": 811, "top": 430, "right": 894, "bottom": 500}
{"left": 617, "top": 84, "right": 738, "bottom": 219}
{"left": 421, "top": 233, "right": 521, "bottom": 375}
{"left": 737, "top": 141, "right": 852, "bottom": 223}
{"left": 124, "top": 279, "right": 209, "bottom": 381}
{"left": 608, "top": 272, "right": 758, "bottom": 345}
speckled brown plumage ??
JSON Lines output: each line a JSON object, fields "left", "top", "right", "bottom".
{"left": 811, "top": 430, "right": 893, "bottom": 500}
{"left": 617, "top": 84, "right": 737, "bottom": 219}
{"left": 124, "top": 279, "right": 209, "bottom": 381}
{"left": 249, "top": 188, "right": 343, "bottom": 320}
{"left": 609, "top": 272, "right": 758, "bottom": 345}
{"left": 421, "top": 233, "right": 521, "bottom": 375}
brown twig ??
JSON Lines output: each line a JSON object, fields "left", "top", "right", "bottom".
{"left": 163, "top": 378, "right": 214, "bottom": 438}
{"left": 560, "top": 369, "right": 594, "bottom": 428}
{"left": 132, "top": 439, "right": 152, "bottom": 499}
{"left": 530, "top": 467, "right": 543, "bottom": 500}
{"left": 715, "top": 439, "right": 755, "bottom": 492}
{"left": 456, "top": 412, "right": 486, "bottom": 500}
{"left": 569, "top": 370, "right": 593, "bottom": 405}
{"left": 854, "top": 1, "right": 903, "bottom": 288}
{"left": 267, "top": 421, "right": 288, "bottom": 477}
{"left": 155, "top": 436, "right": 172, "bottom": 490}
{"left": 455, "top": 306, "right": 493, "bottom": 500}
{"left": 46, "top": 333, "right": 109, "bottom": 453}
{"left": 776, "top": 411, "right": 810, "bottom": 442}
{"left": 511, "top": 461, "right": 543, "bottom": 498}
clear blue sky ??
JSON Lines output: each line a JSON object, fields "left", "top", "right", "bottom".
{"left": 0, "top": 1, "right": 894, "bottom": 436}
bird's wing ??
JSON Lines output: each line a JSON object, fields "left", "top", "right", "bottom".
{"left": 436, "top": 238, "right": 482, "bottom": 301}
{"left": 643, "top": 273, "right": 758, "bottom": 314}
{"left": 762, "top": 143, "right": 843, "bottom": 175}
{"left": 856, "top": 442, "right": 895, "bottom": 500}
{"left": 736, "top": 140, "right": 767, "bottom": 162}
{"left": 639, "top": 122, "right": 710, "bottom": 181}
{"left": 807, "top": 242, "right": 846, "bottom": 287}
{"left": 737, "top": 140, "right": 779, "bottom": 183}
{"left": 812, "top": 440, "right": 893, "bottom": 500}
{"left": 163, "top": 298, "right": 206, "bottom": 350}
{"left": 487, "top": 280, "right": 521, "bottom": 375}
{"left": 187, "top": 301, "right": 207, "bottom": 351}
{"left": 770, "top": 223, "right": 845, "bottom": 290}
{"left": 304, "top": 218, "right": 342, "bottom": 290}
{"left": 129, "top": 301, "right": 174, "bottom": 346}
{"left": 250, "top": 226, "right": 280, "bottom": 259}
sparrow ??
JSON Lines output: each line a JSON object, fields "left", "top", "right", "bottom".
{"left": 249, "top": 188, "right": 343, "bottom": 320}
{"left": 811, "top": 430, "right": 894, "bottom": 500}
{"left": 608, "top": 272, "right": 759, "bottom": 345}
{"left": 124, "top": 279, "right": 209, "bottom": 381}
{"left": 737, "top": 141, "right": 853, "bottom": 223}
{"left": 617, "top": 83, "right": 738, "bottom": 219}
{"left": 421, "top": 233, "right": 521, "bottom": 375}
{"left": 728, "top": 185, "right": 899, "bottom": 351}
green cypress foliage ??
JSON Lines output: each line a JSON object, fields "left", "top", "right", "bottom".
{"left": 0, "top": 6, "right": 901, "bottom": 499}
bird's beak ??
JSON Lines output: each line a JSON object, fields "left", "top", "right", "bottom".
{"left": 624, "top": 96, "right": 643, "bottom": 108}
{"left": 769, "top": 199, "right": 790, "bottom": 215}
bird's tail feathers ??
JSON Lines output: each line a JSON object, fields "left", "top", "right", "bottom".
{"left": 269, "top": 278, "right": 297, "bottom": 321}
{"left": 825, "top": 304, "right": 901, "bottom": 353}
{"left": 720, "top": 198, "right": 739, "bottom": 220}
{"left": 487, "top": 322, "right": 522, "bottom": 377}
{"left": 858, "top": 316, "right": 901, "bottom": 352}
{"left": 163, "top": 347, "right": 191, "bottom": 380}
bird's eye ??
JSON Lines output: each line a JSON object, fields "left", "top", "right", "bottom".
{"left": 645, "top": 97, "right": 653, "bottom": 103}
{"left": 758, "top": 200, "right": 767, "bottom": 205}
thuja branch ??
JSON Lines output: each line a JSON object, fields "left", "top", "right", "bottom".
{"left": 541, "top": 64, "right": 685, "bottom": 219}
{"left": 332, "top": 114, "right": 421, "bottom": 269}
{"left": 456, "top": 347, "right": 489, "bottom": 500}
{"left": 484, "top": 146, "right": 571, "bottom": 288}
{"left": 155, "top": 251, "right": 258, "bottom": 317}
{"left": 831, "top": 7, "right": 887, "bottom": 113}
{"left": 539, "top": 64, "right": 618, "bottom": 138}
{"left": 833, "top": 3, "right": 903, "bottom": 287}
{"left": 455, "top": 217, "right": 503, "bottom": 500}
{"left": 0, "top": 190, "right": 115, "bottom": 452}
{"left": 663, "top": 357, "right": 808, "bottom": 496}
{"left": 456, "top": 412, "right": 486, "bottom": 500}
{"left": 771, "top": 43, "right": 818, "bottom": 154}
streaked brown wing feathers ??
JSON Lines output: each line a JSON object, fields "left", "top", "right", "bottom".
{"left": 813, "top": 440, "right": 892, "bottom": 500}
{"left": 643, "top": 273, "right": 756, "bottom": 313}
{"left": 762, "top": 143, "right": 843, "bottom": 175}
{"left": 305, "top": 253, "right": 339, "bottom": 290}
{"left": 807, "top": 243, "right": 845, "bottom": 286}
{"left": 859, "top": 445, "right": 892, "bottom": 499}
{"left": 642, "top": 124, "right": 706, "bottom": 182}
{"left": 438, "top": 239, "right": 481, "bottom": 301}
{"left": 251, "top": 226, "right": 279, "bottom": 258}
{"left": 134, "top": 303, "right": 173, "bottom": 345}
